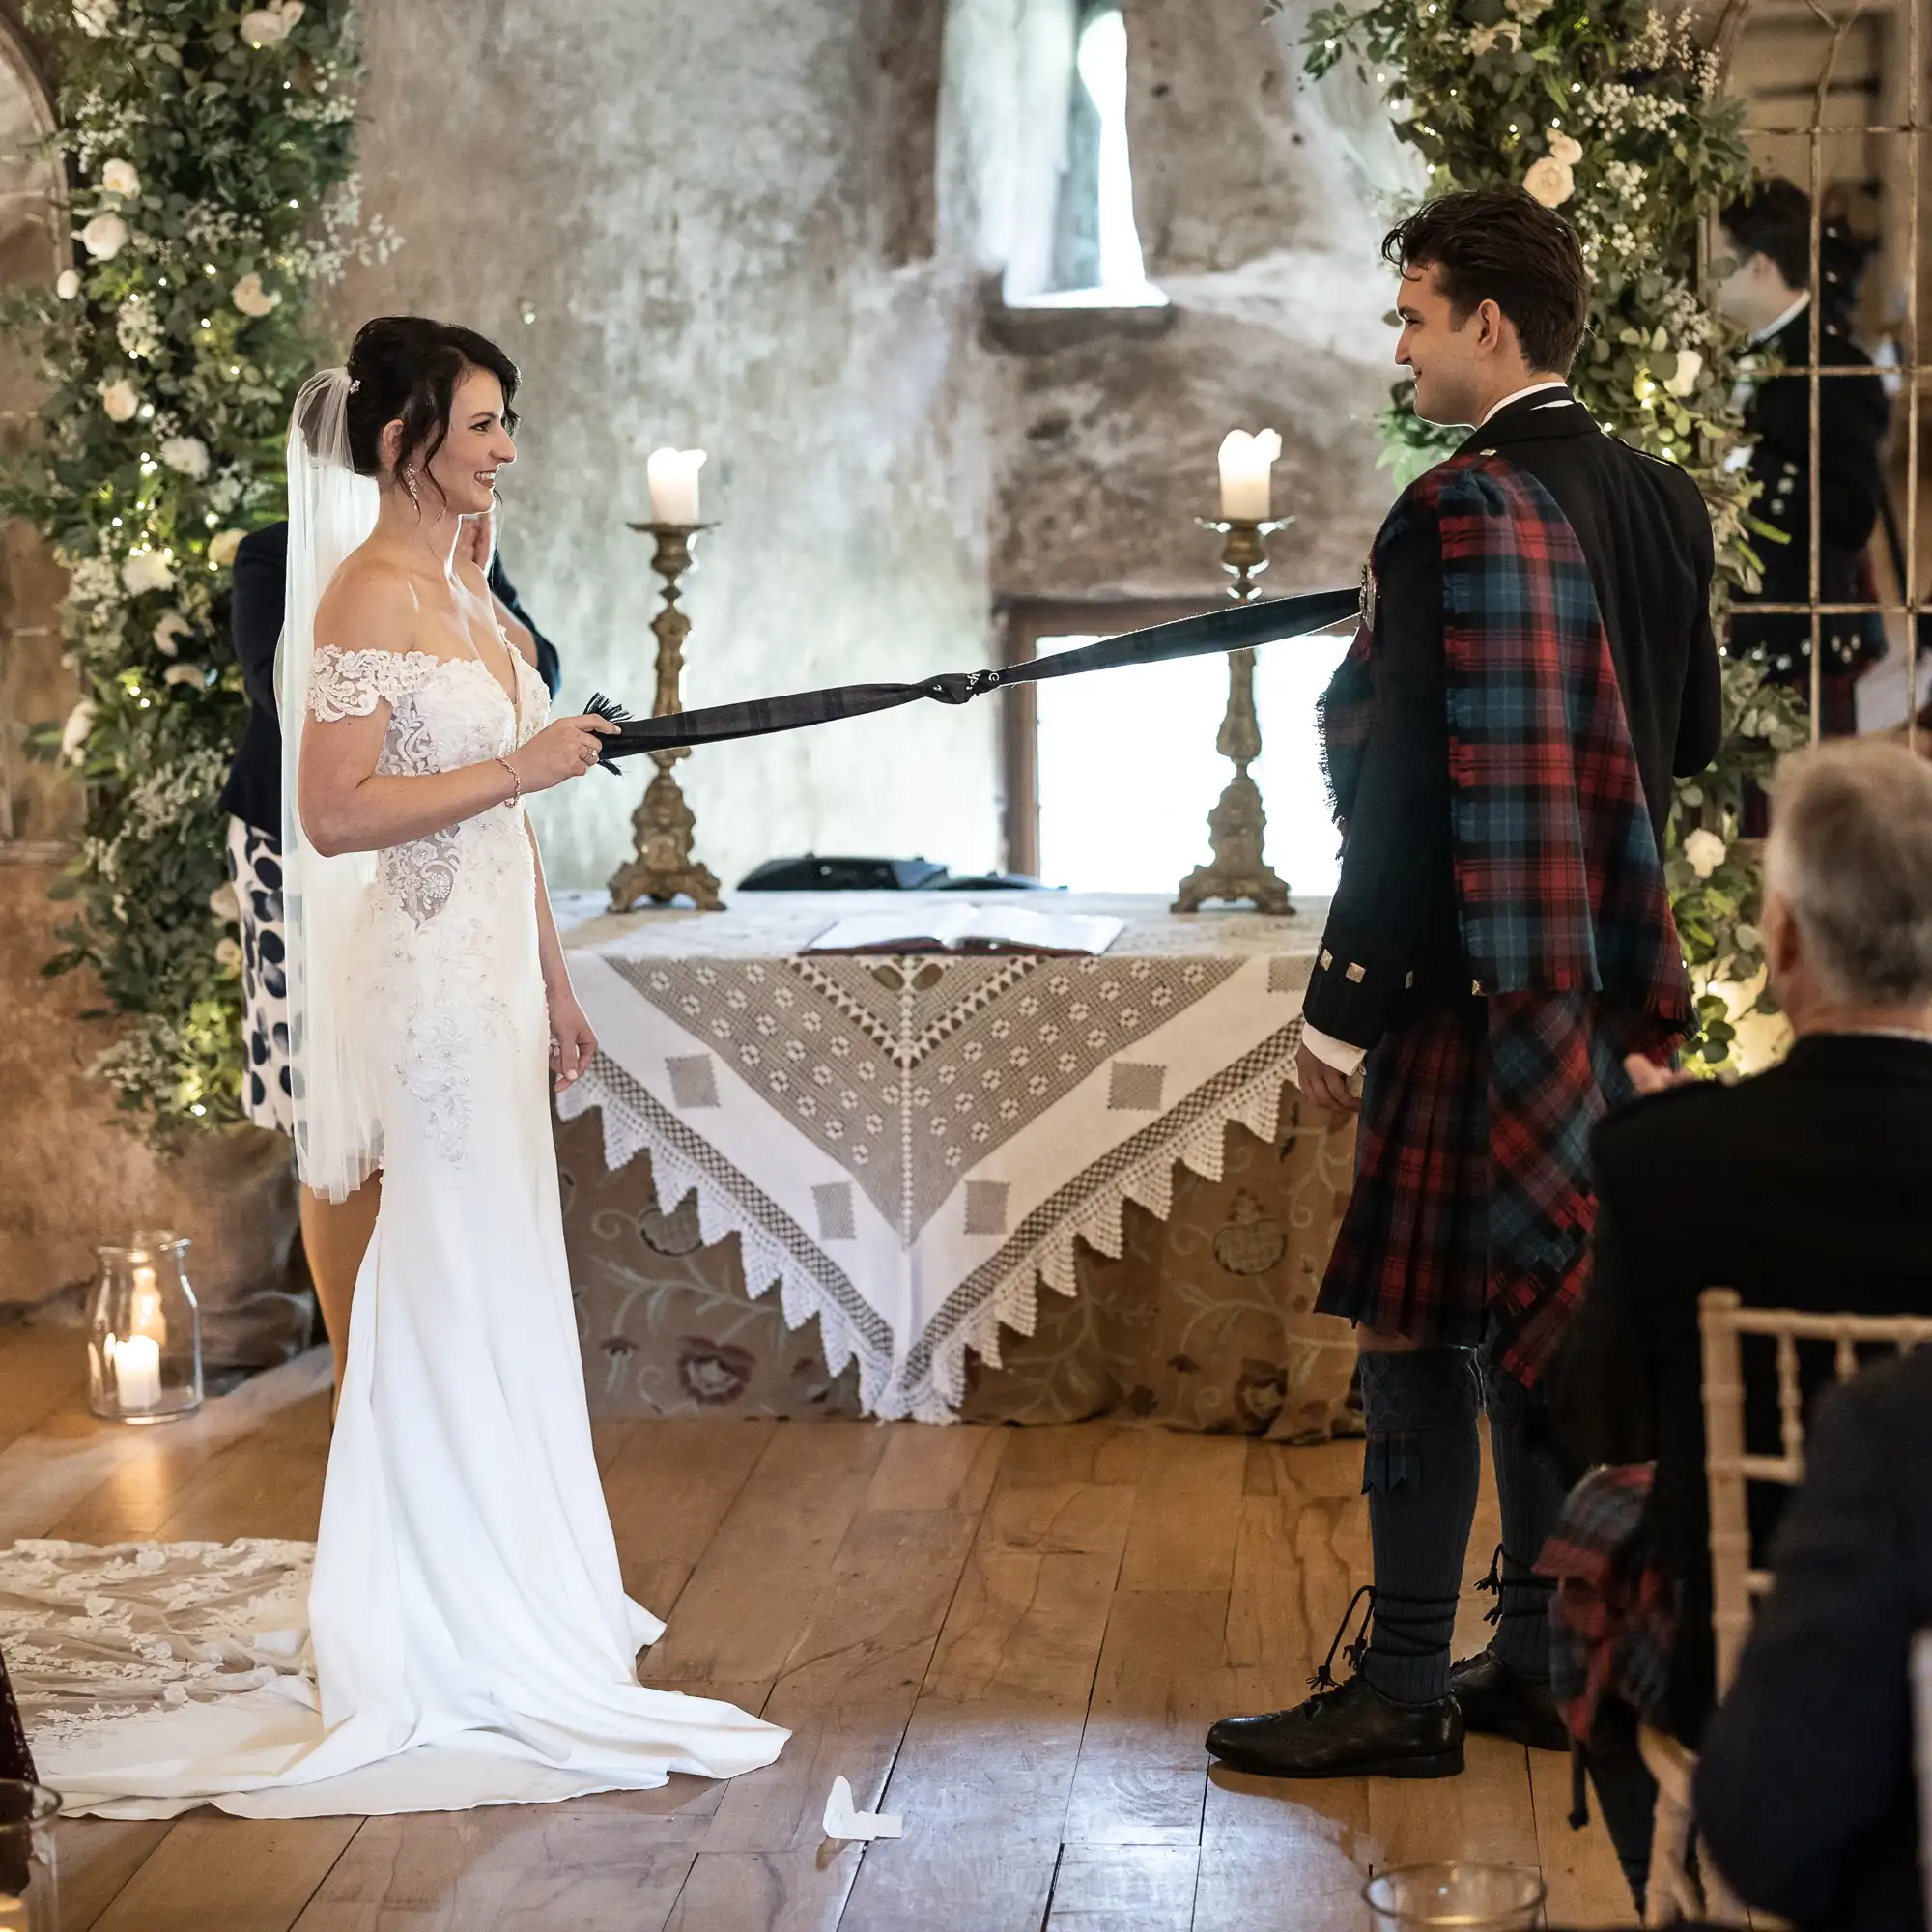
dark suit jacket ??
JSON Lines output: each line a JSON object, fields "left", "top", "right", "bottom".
{"left": 1303, "top": 387, "right": 1722, "bottom": 1049}
{"left": 217, "top": 520, "right": 562, "bottom": 836}
{"left": 1696, "top": 1347, "right": 1932, "bottom": 1932}
{"left": 1548, "top": 1033, "right": 1932, "bottom": 1742}
{"left": 1728, "top": 309, "right": 1890, "bottom": 682}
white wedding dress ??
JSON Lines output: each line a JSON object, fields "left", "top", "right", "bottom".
{"left": 6, "top": 644, "right": 786, "bottom": 1818}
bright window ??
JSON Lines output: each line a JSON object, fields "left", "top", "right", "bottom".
{"left": 1034, "top": 630, "right": 1353, "bottom": 895}
{"left": 1011, "top": 3, "right": 1165, "bottom": 309}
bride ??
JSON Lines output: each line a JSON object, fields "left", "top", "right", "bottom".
{"left": 22, "top": 317, "right": 786, "bottom": 1817}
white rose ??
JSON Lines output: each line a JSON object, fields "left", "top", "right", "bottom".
{"left": 159, "top": 435, "right": 210, "bottom": 479}
{"left": 163, "top": 662, "right": 204, "bottom": 687}
{"left": 215, "top": 937, "right": 243, "bottom": 969}
{"left": 152, "top": 610, "right": 190, "bottom": 655}
{"left": 121, "top": 550, "right": 174, "bottom": 596}
{"left": 60, "top": 698, "right": 97, "bottom": 764}
{"left": 240, "top": 2, "right": 302, "bottom": 46}
{"left": 55, "top": 269, "right": 81, "bottom": 300}
{"left": 79, "top": 213, "right": 129, "bottom": 261}
{"left": 1662, "top": 349, "right": 1704, "bottom": 398}
{"left": 231, "top": 271, "right": 280, "bottom": 318}
{"left": 209, "top": 881, "right": 241, "bottom": 922}
{"left": 208, "top": 528, "right": 244, "bottom": 569}
{"left": 1683, "top": 828, "right": 1728, "bottom": 878}
{"left": 1522, "top": 157, "right": 1576, "bottom": 209}
{"left": 101, "top": 158, "right": 140, "bottom": 197}
{"left": 98, "top": 377, "right": 139, "bottom": 422}
{"left": 1547, "top": 130, "right": 1583, "bottom": 167}
{"left": 72, "top": 0, "right": 116, "bottom": 34}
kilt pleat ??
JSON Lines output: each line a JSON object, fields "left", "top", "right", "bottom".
{"left": 1316, "top": 991, "right": 1644, "bottom": 1382}
{"left": 1319, "top": 999, "right": 1489, "bottom": 1350}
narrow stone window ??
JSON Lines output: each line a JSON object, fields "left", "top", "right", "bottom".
{"left": 1007, "top": 2, "right": 1164, "bottom": 309}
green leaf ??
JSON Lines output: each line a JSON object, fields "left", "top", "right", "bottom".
{"left": 8, "top": 0, "right": 362, "bottom": 1142}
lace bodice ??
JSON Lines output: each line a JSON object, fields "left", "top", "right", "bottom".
{"left": 307, "top": 645, "right": 550, "bottom": 926}
{"left": 308, "top": 645, "right": 549, "bottom": 767}
{"left": 306, "top": 644, "right": 553, "bottom": 1170}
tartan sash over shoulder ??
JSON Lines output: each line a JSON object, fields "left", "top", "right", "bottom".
{"left": 1323, "top": 455, "right": 1688, "bottom": 1017}
{"left": 1316, "top": 455, "right": 1690, "bottom": 1383}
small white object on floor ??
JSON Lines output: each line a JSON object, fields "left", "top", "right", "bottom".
{"left": 822, "top": 1774, "right": 902, "bottom": 1841}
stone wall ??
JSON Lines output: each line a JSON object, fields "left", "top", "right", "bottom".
{"left": 334, "top": 0, "right": 1005, "bottom": 896}
{"left": 331, "top": 0, "right": 1406, "bottom": 890}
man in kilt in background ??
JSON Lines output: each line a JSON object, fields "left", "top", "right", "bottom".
{"left": 1207, "top": 189, "right": 1721, "bottom": 1780}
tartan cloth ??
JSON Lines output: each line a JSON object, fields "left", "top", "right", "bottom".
{"left": 1315, "top": 456, "right": 1689, "bottom": 1383}
{"left": 1537, "top": 1463, "right": 1678, "bottom": 1746}
{"left": 593, "top": 584, "right": 1360, "bottom": 764}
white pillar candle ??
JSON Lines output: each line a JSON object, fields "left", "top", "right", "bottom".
{"left": 115, "top": 1333, "right": 161, "bottom": 1412}
{"left": 130, "top": 1263, "right": 167, "bottom": 1345}
{"left": 1218, "top": 428, "right": 1282, "bottom": 522}
{"left": 646, "top": 447, "right": 707, "bottom": 526}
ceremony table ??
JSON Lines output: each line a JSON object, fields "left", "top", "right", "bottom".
{"left": 552, "top": 891, "right": 1360, "bottom": 1432}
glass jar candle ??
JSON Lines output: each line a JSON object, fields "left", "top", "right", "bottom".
{"left": 86, "top": 1231, "right": 203, "bottom": 1424}
{"left": 1363, "top": 1862, "right": 1547, "bottom": 1931}
{"left": 0, "top": 1781, "right": 59, "bottom": 1932}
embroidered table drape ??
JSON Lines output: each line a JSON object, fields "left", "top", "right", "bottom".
{"left": 554, "top": 893, "right": 1357, "bottom": 1425}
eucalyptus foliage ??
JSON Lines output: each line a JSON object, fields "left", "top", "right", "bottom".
{"left": 4, "top": 0, "right": 375, "bottom": 1134}
{"left": 1288, "top": 0, "right": 1807, "bottom": 1065}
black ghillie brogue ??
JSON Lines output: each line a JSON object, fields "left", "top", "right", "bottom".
{"left": 1204, "top": 1585, "right": 1465, "bottom": 1780}
{"left": 1451, "top": 1544, "right": 1568, "bottom": 1752}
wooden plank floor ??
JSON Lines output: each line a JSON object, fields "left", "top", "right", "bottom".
{"left": 0, "top": 1329, "right": 1637, "bottom": 1930}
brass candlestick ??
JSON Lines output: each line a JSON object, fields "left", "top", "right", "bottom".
{"left": 607, "top": 521, "right": 724, "bottom": 913}
{"left": 1173, "top": 515, "right": 1294, "bottom": 916}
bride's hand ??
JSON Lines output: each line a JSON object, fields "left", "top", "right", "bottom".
{"left": 508, "top": 715, "right": 616, "bottom": 794}
{"left": 548, "top": 988, "right": 598, "bottom": 1091}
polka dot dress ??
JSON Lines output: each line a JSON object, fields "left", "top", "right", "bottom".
{"left": 225, "top": 816, "right": 294, "bottom": 1133}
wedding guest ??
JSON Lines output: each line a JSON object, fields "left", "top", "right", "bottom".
{"left": 1206, "top": 187, "right": 1717, "bottom": 1784}
{"left": 1545, "top": 737, "right": 1932, "bottom": 1902}
{"left": 219, "top": 498, "right": 564, "bottom": 1399}
{"left": 1696, "top": 1345, "right": 1932, "bottom": 1932}
{"left": 1714, "top": 179, "right": 1890, "bottom": 736}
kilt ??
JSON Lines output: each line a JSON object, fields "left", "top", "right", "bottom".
{"left": 1537, "top": 1462, "right": 1676, "bottom": 1746}
{"left": 1316, "top": 996, "right": 1490, "bottom": 1350}
{"left": 1314, "top": 988, "right": 1639, "bottom": 1382}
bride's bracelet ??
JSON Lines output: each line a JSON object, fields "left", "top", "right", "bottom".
{"left": 495, "top": 755, "right": 522, "bottom": 809}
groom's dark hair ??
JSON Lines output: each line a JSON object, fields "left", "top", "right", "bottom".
{"left": 345, "top": 316, "right": 521, "bottom": 497}
{"left": 1384, "top": 189, "right": 1590, "bottom": 374}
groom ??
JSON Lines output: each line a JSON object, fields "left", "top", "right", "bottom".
{"left": 1207, "top": 188, "right": 1720, "bottom": 1779}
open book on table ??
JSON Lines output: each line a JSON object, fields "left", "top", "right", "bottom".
{"left": 804, "top": 903, "right": 1124, "bottom": 957}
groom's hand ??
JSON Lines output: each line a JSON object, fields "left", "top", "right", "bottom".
{"left": 1295, "top": 1039, "right": 1361, "bottom": 1115}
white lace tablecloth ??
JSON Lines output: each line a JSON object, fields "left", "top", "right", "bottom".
{"left": 554, "top": 892, "right": 1325, "bottom": 1422}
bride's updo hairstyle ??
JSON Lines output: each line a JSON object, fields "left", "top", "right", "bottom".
{"left": 343, "top": 315, "right": 520, "bottom": 499}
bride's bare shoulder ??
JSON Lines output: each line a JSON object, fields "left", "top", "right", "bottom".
{"left": 315, "top": 546, "right": 421, "bottom": 655}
